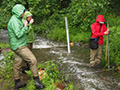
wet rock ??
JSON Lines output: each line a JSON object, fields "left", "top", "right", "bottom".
{"left": 89, "top": 88, "right": 96, "bottom": 90}
{"left": 0, "top": 53, "right": 4, "bottom": 61}
{"left": 117, "top": 82, "right": 120, "bottom": 89}
{"left": 70, "top": 41, "right": 85, "bottom": 47}
{"left": 74, "top": 43, "right": 80, "bottom": 46}
{"left": 118, "top": 82, "right": 120, "bottom": 86}
{"left": 1, "top": 48, "right": 11, "bottom": 53}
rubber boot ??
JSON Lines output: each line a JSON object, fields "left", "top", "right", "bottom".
{"left": 33, "top": 76, "right": 45, "bottom": 89}
{"left": 14, "top": 79, "right": 26, "bottom": 90}
{"left": 90, "top": 62, "right": 95, "bottom": 68}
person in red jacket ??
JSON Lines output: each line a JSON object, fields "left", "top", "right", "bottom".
{"left": 90, "top": 15, "right": 109, "bottom": 68}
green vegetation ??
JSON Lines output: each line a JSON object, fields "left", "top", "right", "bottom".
{"left": 0, "top": 51, "right": 14, "bottom": 90}
{"left": 0, "top": 42, "right": 10, "bottom": 49}
{"left": 0, "top": 0, "right": 120, "bottom": 74}
{"left": 0, "top": 51, "right": 76, "bottom": 90}
{"left": 102, "top": 14, "right": 120, "bottom": 68}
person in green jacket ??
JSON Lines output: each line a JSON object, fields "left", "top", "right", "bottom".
{"left": 22, "top": 11, "right": 35, "bottom": 50}
{"left": 7, "top": 4, "right": 44, "bottom": 90}
{"left": 22, "top": 11, "right": 35, "bottom": 73}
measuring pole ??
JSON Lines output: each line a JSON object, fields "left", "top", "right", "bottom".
{"left": 65, "top": 17, "right": 71, "bottom": 54}
{"left": 105, "top": 21, "right": 110, "bottom": 70}
{"left": 107, "top": 22, "right": 110, "bottom": 70}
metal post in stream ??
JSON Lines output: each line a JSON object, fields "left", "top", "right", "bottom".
{"left": 65, "top": 17, "right": 71, "bottom": 54}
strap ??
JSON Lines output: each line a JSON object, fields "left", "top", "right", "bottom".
{"left": 98, "top": 24, "right": 102, "bottom": 40}
{"left": 90, "top": 24, "right": 102, "bottom": 41}
{"left": 91, "top": 24, "right": 102, "bottom": 38}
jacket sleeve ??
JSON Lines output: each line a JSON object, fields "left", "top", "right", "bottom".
{"left": 27, "top": 24, "right": 32, "bottom": 33}
{"left": 12, "top": 20, "right": 28, "bottom": 38}
{"left": 103, "top": 25, "right": 107, "bottom": 32}
{"left": 91, "top": 24, "right": 105, "bottom": 37}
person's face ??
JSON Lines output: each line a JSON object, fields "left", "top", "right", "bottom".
{"left": 27, "top": 16, "right": 32, "bottom": 21}
{"left": 20, "top": 12, "right": 25, "bottom": 17}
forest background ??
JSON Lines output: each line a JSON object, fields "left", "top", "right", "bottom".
{"left": 0, "top": 0, "right": 120, "bottom": 68}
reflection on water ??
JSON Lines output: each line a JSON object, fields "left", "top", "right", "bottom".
{"left": 0, "top": 30, "right": 120, "bottom": 90}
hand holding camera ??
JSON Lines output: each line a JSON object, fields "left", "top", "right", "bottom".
{"left": 30, "top": 19, "right": 34, "bottom": 24}
{"left": 23, "top": 20, "right": 28, "bottom": 26}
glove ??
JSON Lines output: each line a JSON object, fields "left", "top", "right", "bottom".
{"left": 104, "top": 30, "right": 109, "bottom": 35}
{"left": 30, "top": 19, "right": 34, "bottom": 24}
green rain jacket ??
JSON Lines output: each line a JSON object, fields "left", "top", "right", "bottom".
{"left": 22, "top": 11, "right": 35, "bottom": 43}
{"left": 7, "top": 4, "right": 28, "bottom": 51}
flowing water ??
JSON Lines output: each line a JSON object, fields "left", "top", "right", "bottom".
{"left": 0, "top": 30, "right": 120, "bottom": 90}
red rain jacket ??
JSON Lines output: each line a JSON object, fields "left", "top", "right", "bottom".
{"left": 91, "top": 15, "right": 107, "bottom": 45}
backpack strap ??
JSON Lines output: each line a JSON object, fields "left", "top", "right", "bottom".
{"left": 91, "top": 24, "right": 102, "bottom": 38}
{"left": 98, "top": 24, "right": 102, "bottom": 40}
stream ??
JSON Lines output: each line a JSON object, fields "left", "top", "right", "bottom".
{"left": 0, "top": 29, "right": 120, "bottom": 90}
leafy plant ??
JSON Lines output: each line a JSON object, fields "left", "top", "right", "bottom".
{"left": 0, "top": 51, "right": 74, "bottom": 90}
{"left": 101, "top": 13, "right": 120, "bottom": 69}
{"left": 0, "top": 42, "right": 10, "bottom": 49}
{"left": 47, "top": 27, "right": 66, "bottom": 42}
{"left": 0, "top": 51, "right": 14, "bottom": 90}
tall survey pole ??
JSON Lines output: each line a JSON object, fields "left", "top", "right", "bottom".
{"left": 65, "top": 17, "right": 71, "bottom": 54}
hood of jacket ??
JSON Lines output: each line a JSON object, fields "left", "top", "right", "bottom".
{"left": 22, "top": 11, "right": 32, "bottom": 21}
{"left": 95, "top": 15, "right": 105, "bottom": 22}
{"left": 12, "top": 4, "right": 25, "bottom": 18}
